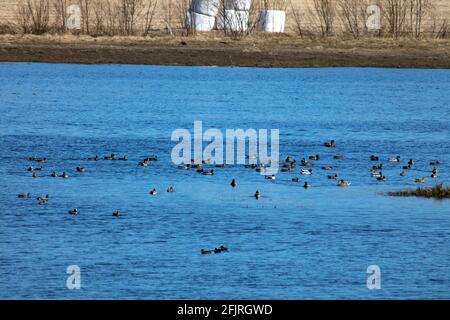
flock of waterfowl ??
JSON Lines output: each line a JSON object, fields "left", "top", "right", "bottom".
{"left": 18, "top": 139, "right": 443, "bottom": 214}
{"left": 16, "top": 139, "right": 445, "bottom": 255}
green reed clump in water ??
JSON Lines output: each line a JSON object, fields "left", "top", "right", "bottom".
{"left": 388, "top": 184, "right": 450, "bottom": 199}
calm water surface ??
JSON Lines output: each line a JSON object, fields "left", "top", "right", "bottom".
{"left": 0, "top": 63, "right": 449, "bottom": 299}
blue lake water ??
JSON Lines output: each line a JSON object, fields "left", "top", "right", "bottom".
{"left": 0, "top": 63, "right": 449, "bottom": 299}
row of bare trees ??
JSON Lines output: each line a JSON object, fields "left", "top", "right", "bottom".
{"left": 8, "top": 0, "right": 449, "bottom": 39}
{"left": 14, "top": 0, "right": 158, "bottom": 36}
{"left": 291, "top": 0, "right": 446, "bottom": 39}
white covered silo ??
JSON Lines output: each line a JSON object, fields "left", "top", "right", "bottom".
{"left": 187, "top": 10, "right": 217, "bottom": 32}
{"left": 258, "top": 10, "right": 286, "bottom": 33}
{"left": 191, "top": 0, "right": 221, "bottom": 17}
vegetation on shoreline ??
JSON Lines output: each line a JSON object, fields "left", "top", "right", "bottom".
{"left": 388, "top": 184, "right": 450, "bottom": 199}
{"left": 0, "top": 0, "right": 448, "bottom": 40}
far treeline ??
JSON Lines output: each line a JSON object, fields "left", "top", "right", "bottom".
{"left": 0, "top": 0, "right": 448, "bottom": 39}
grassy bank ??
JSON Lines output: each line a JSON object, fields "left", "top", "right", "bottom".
{"left": 388, "top": 185, "right": 450, "bottom": 199}
{"left": 1, "top": 34, "right": 450, "bottom": 68}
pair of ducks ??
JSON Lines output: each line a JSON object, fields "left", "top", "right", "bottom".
{"left": 37, "top": 194, "right": 49, "bottom": 205}
{"left": 201, "top": 246, "right": 228, "bottom": 254}
{"left": 150, "top": 187, "right": 175, "bottom": 195}
{"left": 27, "top": 165, "right": 43, "bottom": 172}
{"left": 50, "top": 172, "right": 69, "bottom": 178}
{"left": 104, "top": 153, "right": 127, "bottom": 161}
{"left": 18, "top": 193, "right": 50, "bottom": 204}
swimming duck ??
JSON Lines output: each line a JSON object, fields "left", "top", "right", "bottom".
{"left": 309, "top": 154, "right": 320, "bottom": 161}
{"left": 300, "top": 169, "right": 312, "bottom": 175}
{"left": 35, "top": 157, "right": 47, "bottom": 163}
{"left": 35, "top": 165, "right": 43, "bottom": 171}
{"left": 201, "top": 249, "right": 212, "bottom": 255}
{"left": 408, "top": 159, "right": 415, "bottom": 165}
{"left": 292, "top": 178, "right": 300, "bottom": 183}
{"left": 323, "top": 140, "right": 336, "bottom": 148}
{"left": 214, "top": 248, "right": 222, "bottom": 254}
{"left": 191, "top": 164, "right": 202, "bottom": 169}
{"left": 328, "top": 174, "right": 338, "bottom": 180}
{"left": 118, "top": 155, "right": 128, "bottom": 161}
{"left": 376, "top": 175, "right": 386, "bottom": 181}
{"left": 29, "top": 156, "right": 37, "bottom": 161}
{"left": 265, "top": 175, "right": 276, "bottom": 180}
{"left": 431, "top": 173, "right": 438, "bottom": 179}
{"left": 300, "top": 158, "right": 312, "bottom": 166}
{"left": 231, "top": 179, "right": 237, "bottom": 188}
{"left": 50, "top": 171, "right": 57, "bottom": 177}
{"left": 321, "top": 166, "right": 334, "bottom": 171}
{"left": 60, "top": 172, "right": 69, "bottom": 179}
{"left": 104, "top": 153, "right": 116, "bottom": 160}
{"left": 219, "top": 245, "right": 228, "bottom": 252}
{"left": 430, "top": 161, "right": 440, "bottom": 166}
{"left": 415, "top": 177, "right": 426, "bottom": 183}
{"left": 87, "top": 155, "right": 99, "bottom": 161}
{"left": 431, "top": 167, "right": 438, "bottom": 175}
{"left": 76, "top": 167, "right": 86, "bottom": 173}
{"left": 303, "top": 182, "right": 310, "bottom": 189}
{"left": 112, "top": 210, "right": 121, "bottom": 217}
{"left": 254, "top": 190, "right": 261, "bottom": 199}
{"left": 337, "top": 180, "right": 351, "bottom": 187}
{"left": 388, "top": 156, "right": 401, "bottom": 162}
{"left": 285, "top": 156, "right": 295, "bottom": 163}
{"left": 333, "top": 154, "right": 345, "bottom": 160}
{"left": 146, "top": 155, "right": 158, "bottom": 161}
{"left": 178, "top": 164, "right": 190, "bottom": 170}
{"left": 138, "top": 160, "right": 150, "bottom": 167}
{"left": 400, "top": 171, "right": 407, "bottom": 177}
{"left": 371, "top": 171, "right": 382, "bottom": 178}
{"left": 69, "top": 208, "right": 79, "bottom": 215}
{"left": 32, "top": 172, "right": 38, "bottom": 178}
{"left": 402, "top": 164, "right": 413, "bottom": 170}
{"left": 370, "top": 155, "right": 379, "bottom": 161}
{"left": 27, "top": 166, "right": 34, "bottom": 172}
{"left": 372, "top": 164, "right": 382, "bottom": 170}
{"left": 17, "top": 193, "right": 32, "bottom": 199}
{"left": 281, "top": 166, "right": 292, "bottom": 172}
{"left": 201, "top": 169, "right": 215, "bottom": 175}
{"left": 166, "top": 187, "right": 174, "bottom": 193}
{"left": 149, "top": 188, "right": 157, "bottom": 196}
{"left": 37, "top": 195, "right": 49, "bottom": 202}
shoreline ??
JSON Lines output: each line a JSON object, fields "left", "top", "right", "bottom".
{"left": 1, "top": 35, "right": 450, "bottom": 68}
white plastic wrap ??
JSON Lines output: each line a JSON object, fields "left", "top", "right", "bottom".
{"left": 258, "top": 10, "right": 286, "bottom": 33}
{"left": 191, "top": 0, "right": 221, "bottom": 17}
{"left": 187, "top": 11, "right": 216, "bottom": 32}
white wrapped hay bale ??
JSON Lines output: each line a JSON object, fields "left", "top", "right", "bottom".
{"left": 258, "top": 10, "right": 286, "bottom": 33}
{"left": 187, "top": 11, "right": 216, "bottom": 32}
{"left": 191, "top": 0, "right": 221, "bottom": 17}
{"left": 225, "top": 0, "right": 252, "bottom": 11}
{"left": 224, "top": 9, "right": 250, "bottom": 32}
